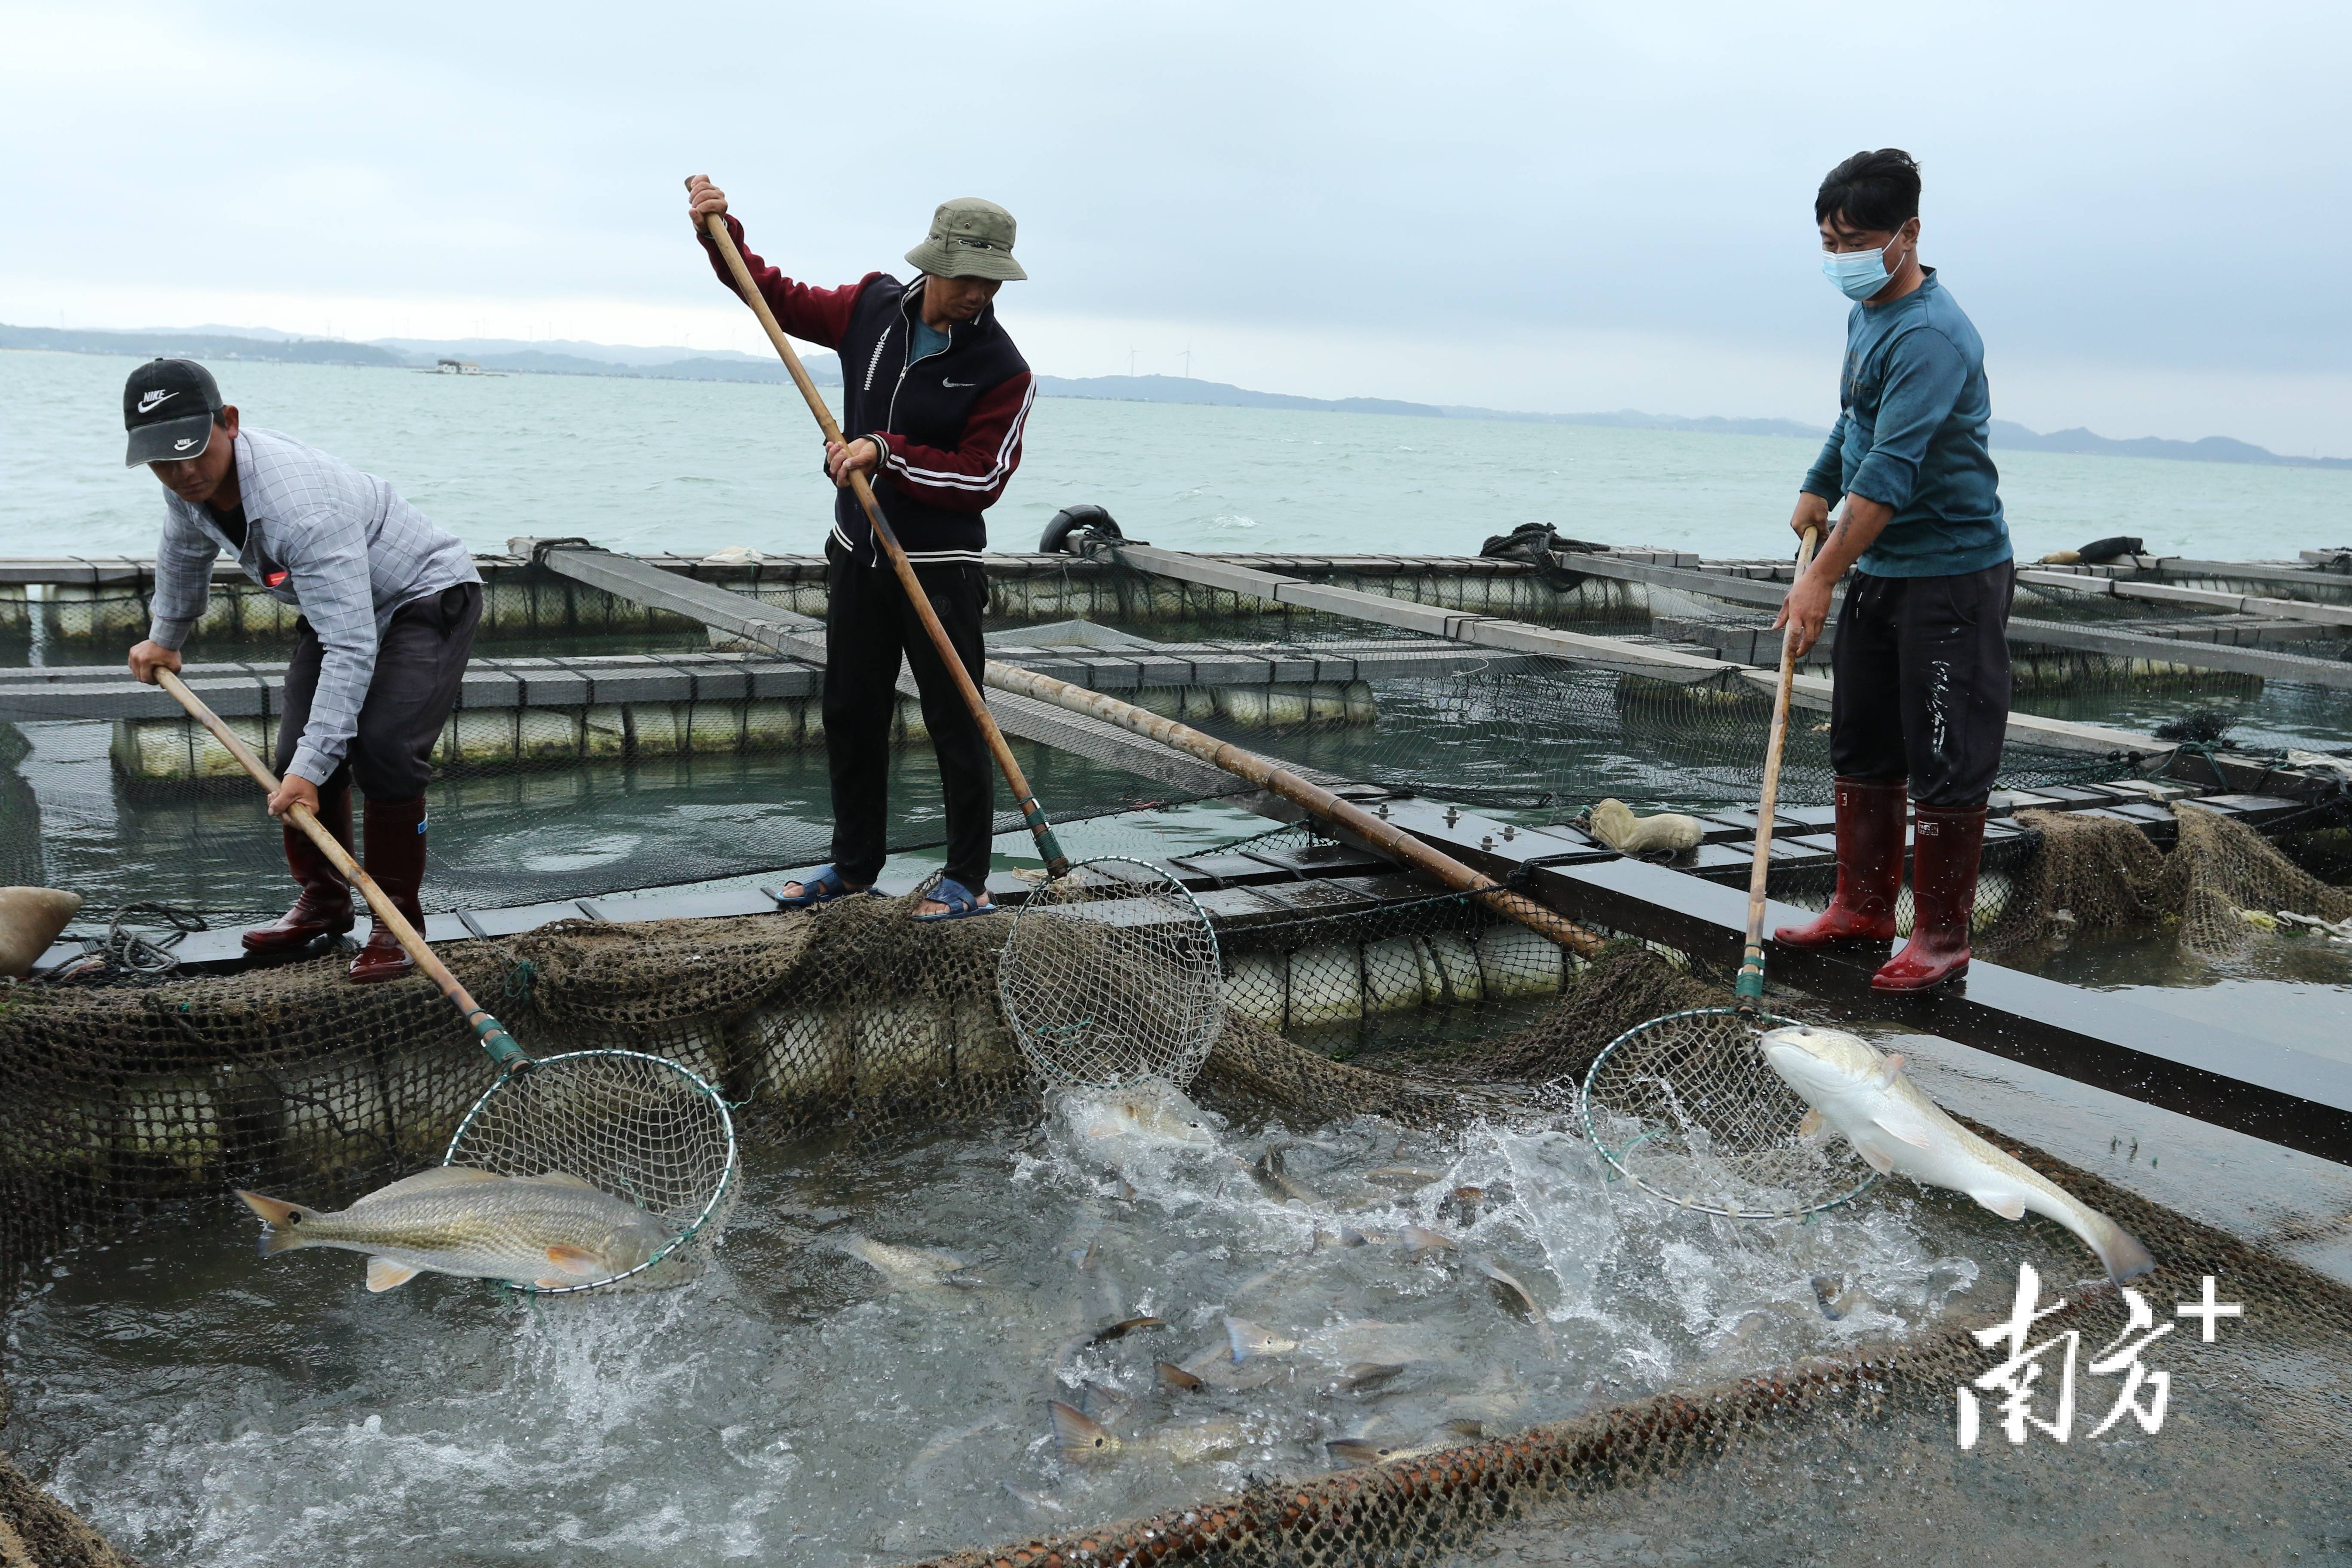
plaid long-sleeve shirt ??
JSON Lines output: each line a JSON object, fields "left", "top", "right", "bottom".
{"left": 147, "top": 426, "right": 479, "bottom": 787}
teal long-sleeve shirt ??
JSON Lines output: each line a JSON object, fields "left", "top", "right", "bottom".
{"left": 1800, "top": 269, "right": 2010, "bottom": 578}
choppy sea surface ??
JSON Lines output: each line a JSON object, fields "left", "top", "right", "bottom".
{"left": 6, "top": 348, "right": 2349, "bottom": 561}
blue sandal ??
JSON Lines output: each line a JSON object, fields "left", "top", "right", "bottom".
{"left": 913, "top": 876, "right": 998, "bottom": 922}
{"left": 775, "top": 866, "right": 871, "bottom": 909}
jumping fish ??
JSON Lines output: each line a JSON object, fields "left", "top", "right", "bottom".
{"left": 1365, "top": 1166, "right": 1445, "bottom": 1191}
{"left": 840, "top": 1235, "right": 982, "bottom": 1290}
{"left": 1090, "top": 1315, "right": 1167, "bottom": 1345}
{"left": 1810, "top": 1274, "right": 1861, "bottom": 1322}
{"left": 1399, "top": 1225, "right": 1458, "bottom": 1256}
{"left": 1047, "top": 1400, "right": 1246, "bottom": 1467}
{"left": 1326, "top": 1421, "right": 1486, "bottom": 1468}
{"left": 1157, "top": 1360, "right": 1206, "bottom": 1391}
{"left": 1760, "top": 1025, "right": 2156, "bottom": 1283}
{"left": 1079, "top": 1087, "right": 1216, "bottom": 1145}
{"left": 236, "top": 1167, "right": 674, "bottom": 1292}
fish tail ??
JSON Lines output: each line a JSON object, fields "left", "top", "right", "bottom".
{"left": 235, "top": 1189, "right": 320, "bottom": 1255}
{"left": 1047, "top": 1399, "right": 1116, "bottom": 1463}
{"left": 2089, "top": 1215, "right": 2157, "bottom": 1284}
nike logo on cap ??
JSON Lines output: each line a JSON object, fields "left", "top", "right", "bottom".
{"left": 173, "top": 437, "right": 198, "bottom": 451}
{"left": 137, "top": 389, "right": 178, "bottom": 413}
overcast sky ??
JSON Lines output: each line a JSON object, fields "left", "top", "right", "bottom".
{"left": 4, "top": 1, "right": 2347, "bottom": 453}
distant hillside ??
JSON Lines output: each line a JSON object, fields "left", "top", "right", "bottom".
{"left": 9, "top": 324, "right": 2342, "bottom": 466}
{"left": 1035, "top": 373, "right": 1444, "bottom": 417}
{"left": 1987, "top": 419, "right": 2349, "bottom": 469}
{"left": 1039, "top": 374, "right": 1826, "bottom": 437}
{"left": 0, "top": 323, "right": 840, "bottom": 386}
{"left": 0, "top": 323, "right": 406, "bottom": 368}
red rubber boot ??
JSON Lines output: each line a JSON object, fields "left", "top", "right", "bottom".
{"left": 349, "top": 796, "right": 429, "bottom": 984}
{"left": 1773, "top": 777, "right": 1906, "bottom": 948}
{"left": 1873, "top": 803, "right": 1988, "bottom": 992}
{"left": 242, "top": 787, "right": 355, "bottom": 952}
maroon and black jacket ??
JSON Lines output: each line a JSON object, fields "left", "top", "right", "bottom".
{"left": 700, "top": 214, "right": 1035, "bottom": 566}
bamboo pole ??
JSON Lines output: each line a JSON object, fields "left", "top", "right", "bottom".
{"left": 153, "top": 669, "right": 531, "bottom": 1071}
{"left": 694, "top": 190, "right": 1069, "bottom": 879}
{"left": 985, "top": 663, "right": 1608, "bottom": 959}
{"left": 1733, "top": 526, "right": 1820, "bottom": 1012}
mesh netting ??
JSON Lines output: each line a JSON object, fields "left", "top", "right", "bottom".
{"left": 1, "top": 870, "right": 2349, "bottom": 1564}
{"left": 443, "top": 1048, "right": 737, "bottom": 1292}
{"left": 997, "top": 859, "right": 1224, "bottom": 1090}
{"left": 1575, "top": 1008, "right": 1880, "bottom": 1219}
{"left": 1978, "top": 801, "right": 2352, "bottom": 961}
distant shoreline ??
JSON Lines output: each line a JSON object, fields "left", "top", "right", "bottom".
{"left": 6, "top": 324, "right": 2345, "bottom": 471}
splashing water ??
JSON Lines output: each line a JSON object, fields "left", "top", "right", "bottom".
{"left": 4, "top": 1098, "right": 2012, "bottom": 1568}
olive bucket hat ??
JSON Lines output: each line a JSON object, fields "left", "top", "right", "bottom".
{"left": 905, "top": 197, "right": 1027, "bottom": 282}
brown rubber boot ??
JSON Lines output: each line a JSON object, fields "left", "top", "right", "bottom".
{"left": 243, "top": 787, "right": 356, "bottom": 952}
{"left": 1873, "top": 803, "right": 1988, "bottom": 992}
{"left": 349, "top": 796, "right": 429, "bottom": 984}
{"left": 1772, "top": 776, "right": 1906, "bottom": 949}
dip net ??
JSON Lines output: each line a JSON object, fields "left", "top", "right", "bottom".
{"left": 2, "top": 831, "right": 2349, "bottom": 1565}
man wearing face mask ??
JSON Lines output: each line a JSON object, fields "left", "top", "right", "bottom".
{"left": 1770, "top": 148, "right": 2012, "bottom": 992}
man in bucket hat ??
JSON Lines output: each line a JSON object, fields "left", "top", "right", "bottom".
{"left": 120, "top": 358, "right": 481, "bottom": 982}
{"left": 687, "top": 178, "right": 1035, "bottom": 920}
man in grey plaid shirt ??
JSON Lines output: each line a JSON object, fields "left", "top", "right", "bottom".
{"left": 122, "top": 358, "right": 481, "bottom": 983}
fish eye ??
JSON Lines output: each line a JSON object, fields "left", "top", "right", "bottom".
{"left": 286, "top": 1213, "right": 301, "bottom": 1224}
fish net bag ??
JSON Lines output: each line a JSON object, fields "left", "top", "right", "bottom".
{"left": 444, "top": 1047, "right": 738, "bottom": 1293}
{"left": 1980, "top": 802, "right": 2352, "bottom": 961}
{"left": 996, "top": 858, "right": 1224, "bottom": 1090}
{"left": 1570, "top": 1005, "right": 1878, "bottom": 1219}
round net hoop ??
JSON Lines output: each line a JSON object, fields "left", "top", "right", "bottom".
{"left": 997, "top": 857, "right": 1224, "bottom": 1091}
{"left": 1566, "top": 1006, "right": 1877, "bottom": 1220}
{"left": 444, "top": 1048, "right": 739, "bottom": 1295}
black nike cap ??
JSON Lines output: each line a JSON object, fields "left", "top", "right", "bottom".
{"left": 123, "top": 358, "right": 224, "bottom": 467}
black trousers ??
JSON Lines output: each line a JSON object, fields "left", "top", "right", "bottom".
{"left": 823, "top": 542, "right": 994, "bottom": 888}
{"left": 275, "top": 583, "right": 481, "bottom": 801}
{"left": 1829, "top": 562, "right": 2015, "bottom": 809}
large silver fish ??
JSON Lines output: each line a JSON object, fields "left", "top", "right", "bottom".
{"left": 1759, "top": 1025, "right": 2155, "bottom": 1284}
{"left": 236, "top": 1166, "right": 675, "bottom": 1292}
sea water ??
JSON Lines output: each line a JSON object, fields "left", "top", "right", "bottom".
{"left": 4, "top": 347, "right": 2349, "bottom": 563}
{"left": 0, "top": 1081, "right": 2089, "bottom": 1568}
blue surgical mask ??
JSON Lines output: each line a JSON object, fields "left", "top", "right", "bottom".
{"left": 1821, "top": 235, "right": 1903, "bottom": 302}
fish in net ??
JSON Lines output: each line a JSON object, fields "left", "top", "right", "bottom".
{"left": 442, "top": 1047, "right": 736, "bottom": 1292}
{"left": 1570, "top": 1006, "right": 1880, "bottom": 1220}
{"left": 2, "top": 855, "right": 2349, "bottom": 1564}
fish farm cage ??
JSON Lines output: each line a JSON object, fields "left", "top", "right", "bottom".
{"left": 2, "top": 540, "right": 2350, "bottom": 1565}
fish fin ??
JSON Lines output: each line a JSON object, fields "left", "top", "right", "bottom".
{"left": 1970, "top": 1188, "right": 2029, "bottom": 1221}
{"left": 533, "top": 1277, "right": 579, "bottom": 1289}
{"left": 2092, "top": 1218, "right": 2158, "bottom": 1284}
{"left": 364, "top": 1256, "right": 421, "bottom": 1292}
{"left": 1442, "top": 1419, "right": 1485, "bottom": 1439}
{"left": 236, "top": 1190, "right": 320, "bottom": 1255}
{"left": 1158, "top": 1360, "right": 1204, "bottom": 1392}
{"left": 352, "top": 1166, "right": 505, "bottom": 1206}
{"left": 1867, "top": 1101, "right": 1939, "bottom": 1151}
{"left": 1798, "top": 1106, "right": 1825, "bottom": 1139}
{"left": 1876, "top": 1051, "right": 1907, "bottom": 1087}
{"left": 1225, "top": 1316, "right": 1259, "bottom": 1363}
{"left": 1855, "top": 1142, "right": 1896, "bottom": 1175}
{"left": 543, "top": 1245, "right": 606, "bottom": 1277}
{"left": 527, "top": 1172, "right": 599, "bottom": 1190}
{"left": 1047, "top": 1400, "right": 1116, "bottom": 1463}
